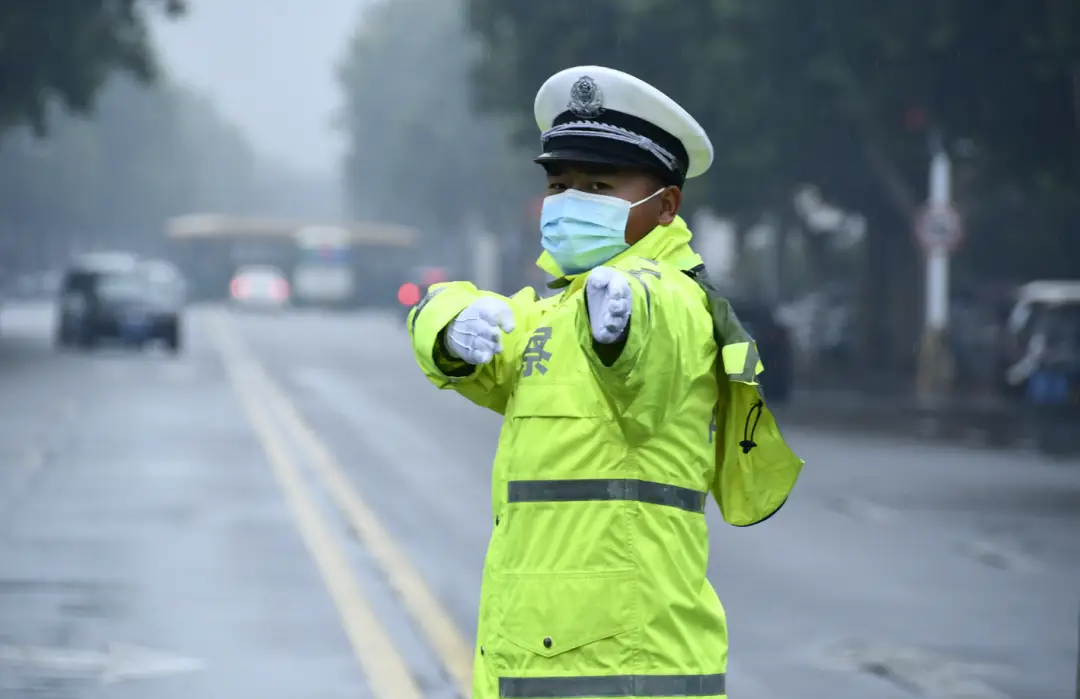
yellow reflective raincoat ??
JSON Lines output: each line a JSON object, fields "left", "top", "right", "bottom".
{"left": 408, "top": 215, "right": 803, "bottom": 699}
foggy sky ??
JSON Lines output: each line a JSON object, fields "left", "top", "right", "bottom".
{"left": 151, "top": 0, "right": 362, "bottom": 177}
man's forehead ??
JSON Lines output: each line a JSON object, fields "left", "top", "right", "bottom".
{"left": 542, "top": 162, "right": 646, "bottom": 178}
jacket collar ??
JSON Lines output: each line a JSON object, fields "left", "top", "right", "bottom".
{"left": 538, "top": 215, "right": 704, "bottom": 289}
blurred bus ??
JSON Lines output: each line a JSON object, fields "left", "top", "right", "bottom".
{"left": 164, "top": 214, "right": 420, "bottom": 308}
{"left": 293, "top": 225, "right": 354, "bottom": 307}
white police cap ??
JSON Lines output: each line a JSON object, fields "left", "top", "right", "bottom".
{"left": 534, "top": 65, "right": 714, "bottom": 182}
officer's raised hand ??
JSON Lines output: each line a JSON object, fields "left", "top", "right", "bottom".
{"left": 585, "top": 267, "right": 632, "bottom": 344}
{"left": 444, "top": 297, "right": 516, "bottom": 365}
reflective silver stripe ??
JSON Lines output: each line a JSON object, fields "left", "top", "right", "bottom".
{"left": 409, "top": 286, "right": 446, "bottom": 334}
{"left": 499, "top": 673, "right": 726, "bottom": 697}
{"left": 507, "top": 479, "right": 706, "bottom": 514}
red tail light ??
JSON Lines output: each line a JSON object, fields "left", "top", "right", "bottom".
{"left": 230, "top": 278, "right": 248, "bottom": 298}
{"left": 398, "top": 282, "right": 422, "bottom": 306}
{"left": 272, "top": 278, "right": 290, "bottom": 300}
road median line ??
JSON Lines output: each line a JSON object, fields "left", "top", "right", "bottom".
{"left": 215, "top": 312, "right": 475, "bottom": 699}
{"left": 210, "top": 312, "right": 423, "bottom": 699}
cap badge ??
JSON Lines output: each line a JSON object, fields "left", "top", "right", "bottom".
{"left": 568, "top": 76, "right": 604, "bottom": 118}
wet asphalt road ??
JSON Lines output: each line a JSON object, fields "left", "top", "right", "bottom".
{"left": 0, "top": 300, "right": 1077, "bottom": 699}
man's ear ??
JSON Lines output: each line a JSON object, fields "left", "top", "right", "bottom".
{"left": 657, "top": 186, "right": 682, "bottom": 225}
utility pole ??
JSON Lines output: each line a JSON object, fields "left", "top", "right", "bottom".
{"left": 914, "top": 133, "right": 964, "bottom": 403}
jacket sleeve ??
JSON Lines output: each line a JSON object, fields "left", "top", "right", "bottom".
{"left": 701, "top": 289, "right": 804, "bottom": 527}
{"left": 407, "top": 281, "right": 539, "bottom": 415}
{"left": 711, "top": 380, "right": 804, "bottom": 526}
{"left": 577, "top": 259, "right": 697, "bottom": 441}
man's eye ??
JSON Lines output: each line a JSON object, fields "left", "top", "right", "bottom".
{"left": 588, "top": 182, "right": 611, "bottom": 192}
{"left": 547, "top": 183, "right": 567, "bottom": 193}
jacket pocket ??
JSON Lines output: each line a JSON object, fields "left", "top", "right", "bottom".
{"left": 486, "top": 568, "right": 637, "bottom": 675}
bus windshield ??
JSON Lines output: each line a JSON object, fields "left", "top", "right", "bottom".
{"left": 297, "top": 245, "right": 351, "bottom": 265}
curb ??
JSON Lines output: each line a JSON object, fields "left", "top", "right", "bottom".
{"left": 773, "top": 399, "right": 1080, "bottom": 456}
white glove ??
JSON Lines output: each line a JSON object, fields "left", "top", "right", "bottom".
{"left": 585, "top": 267, "right": 632, "bottom": 344}
{"left": 444, "top": 297, "right": 516, "bottom": 365}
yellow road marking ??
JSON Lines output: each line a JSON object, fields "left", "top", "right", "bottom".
{"left": 211, "top": 314, "right": 423, "bottom": 699}
{"left": 214, "top": 312, "right": 475, "bottom": 699}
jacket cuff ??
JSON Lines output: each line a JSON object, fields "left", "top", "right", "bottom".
{"left": 409, "top": 285, "right": 477, "bottom": 379}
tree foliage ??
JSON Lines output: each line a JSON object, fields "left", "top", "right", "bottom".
{"left": 336, "top": 0, "right": 534, "bottom": 237}
{"left": 465, "top": 0, "right": 1080, "bottom": 250}
{"left": 0, "top": 0, "right": 186, "bottom": 135}
{"left": 464, "top": 0, "right": 1080, "bottom": 367}
{"left": 0, "top": 75, "right": 262, "bottom": 266}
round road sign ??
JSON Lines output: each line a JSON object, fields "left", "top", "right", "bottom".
{"left": 914, "top": 202, "right": 963, "bottom": 252}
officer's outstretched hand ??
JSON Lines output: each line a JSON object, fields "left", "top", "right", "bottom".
{"left": 444, "top": 297, "right": 516, "bottom": 365}
{"left": 586, "top": 267, "right": 632, "bottom": 344}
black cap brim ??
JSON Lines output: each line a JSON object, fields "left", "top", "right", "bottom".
{"left": 534, "top": 147, "right": 680, "bottom": 185}
{"left": 534, "top": 147, "right": 629, "bottom": 168}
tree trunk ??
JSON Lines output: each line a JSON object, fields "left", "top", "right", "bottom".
{"left": 854, "top": 136, "right": 922, "bottom": 380}
{"left": 857, "top": 214, "right": 920, "bottom": 378}
{"left": 803, "top": 229, "right": 831, "bottom": 289}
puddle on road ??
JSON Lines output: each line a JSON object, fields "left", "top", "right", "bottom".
{"left": 0, "top": 578, "right": 127, "bottom": 626}
{"left": 0, "top": 579, "right": 132, "bottom": 693}
{"left": 825, "top": 496, "right": 896, "bottom": 524}
{"left": 953, "top": 537, "right": 1042, "bottom": 573}
{"left": 817, "top": 638, "right": 1015, "bottom": 699}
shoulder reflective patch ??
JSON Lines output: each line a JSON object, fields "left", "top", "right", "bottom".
{"left": 409, "top": 286, "right": 447, "bottom": 333}
{"left": 722, "top": 342, "right": 751, "bottom": 377}
{"left": 624, "top": 268, "right": 657, "bottom": 317}
{"left": 691, "top": 277, "right": 762, "bottom": 382}
{"left": 627, "top": 256, "right": 662, "bottom": 277}
{"left": 721, "top": 340, "right": 762, "bottom": 383}
{"left": 627, "top": 267, "right": 661, "bottom": 281}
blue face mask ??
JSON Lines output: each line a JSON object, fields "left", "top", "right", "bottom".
{"left": 540, "top": 188, "right": 664, "bottom": 275}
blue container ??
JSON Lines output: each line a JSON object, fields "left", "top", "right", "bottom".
{"left": 1027, "top": 370, "right": 1070, "bottom": 405}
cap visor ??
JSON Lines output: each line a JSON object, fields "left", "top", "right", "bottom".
{"left": 534, "top": 147, "right": 676, "bottom": 184}
{"left": 534, "top": 148, "right": 634, "bottom": 168}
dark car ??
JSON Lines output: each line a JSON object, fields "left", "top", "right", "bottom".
{"left": 728, "top": 298, "right": 793, "bottom": 403}
{"left": 55, "top": 254, "right": 183, "bottom": 352}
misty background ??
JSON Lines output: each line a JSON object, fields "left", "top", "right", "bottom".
{"left": 1, "top": 0, "right": 1078, "bottom": 390}
{"left": 0, "top": 6, "right": 1078, "bottom": 697}
{"left": 152, "top": 0, "right": 357, "bottom": 178}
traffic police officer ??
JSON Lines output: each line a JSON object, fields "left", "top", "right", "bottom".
{"left": 408, "top": 66, "right": 803, "bottom": 699}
